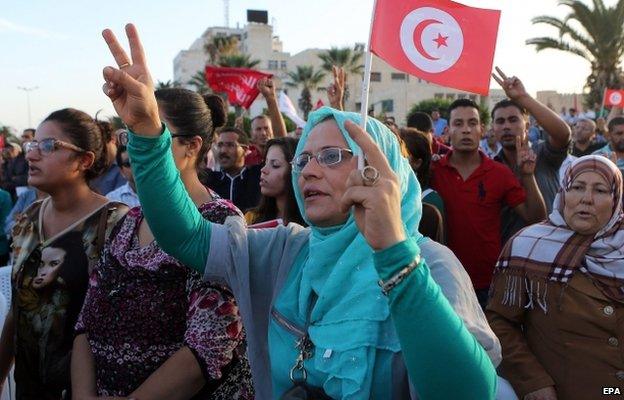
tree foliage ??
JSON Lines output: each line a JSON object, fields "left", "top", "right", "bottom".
{"left": 286, "top": 66, "right": 326, "bottom": 119}
{"left": 526, "top": 0, "right": 624, "bottom": 108}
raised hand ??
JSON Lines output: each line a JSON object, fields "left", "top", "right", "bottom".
{"left": 257, "top": 77, "right": 277, "bottom": 101}
{"left": 327, "top": 66, "right": 345, "bottom": 110}
{"left": 492, "top": 66, "right": 529, "bottom": 102}
{"left": 339, "top": 120, "right": 405, "bottom": 250}
{"left": 516, "top": 136, "right": 537, "bottom": 176}
{"left": 101, "top": 24, "right": 161, "bottom": 135}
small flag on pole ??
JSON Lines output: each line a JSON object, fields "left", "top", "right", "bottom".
{"left": 370, "top": 0, "right": 501, "bottom": 95}
{"left": 604, "top": 89, "right": 624, "bottom": 108}
{"left": 205, "top": 66, "right": 272, "bottom": 109}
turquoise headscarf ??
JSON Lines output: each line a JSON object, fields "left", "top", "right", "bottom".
{"left": 278, "top": 107, "right": 423, "bottom": 398}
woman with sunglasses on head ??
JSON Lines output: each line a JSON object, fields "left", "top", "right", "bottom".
{"left": 0, "top": 109, "right": 128, "bottom": 399}
{"left": 72, "top": 88, "right": 253, "bottom": 400}
{"left": 101, "top": 25, "right": 497, "bottom": 399}
{"left": 245, "top": 137, "right": 306, "bottom": 227}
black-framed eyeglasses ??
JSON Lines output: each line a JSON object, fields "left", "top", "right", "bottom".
{"left": 23, "top": 138, "right": 87, "bottom": 156}
{"left": 291, "top": 147, "right": 353, "bottom": 173}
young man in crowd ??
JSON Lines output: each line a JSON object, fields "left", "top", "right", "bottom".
{"left": 91, "top": 127, "right": 127, "bottom": 195}
{"left": 106, "top": 144, "right": 139, "bottom": 208}
{"left": 431, "top": 108, "right": 448, "bottom": 137}
{"left": 593, "top": 116, "right": 624, "bottom": 174}
{"left": 407, "top": 111, "right": 450, "bottom": 155}
{"left": 491, "top": 70, "right": 571, "bottom": 213}
{"left": 1, "top": 142, "right": 28, "bottom": 201}
{"left": 571, "top": 118, "right": 604, "bottom": 157}
{"left": 204, "top": 127, "right": 261, "bottom": 212}
{"left": 20, "top": 129, "right": 35, "bottom": 143}
{"left": 245, "top": 78, "right": 287, "bottom": 166}
{"left": 430, "top": 98, "right": 546, "bottom": 307}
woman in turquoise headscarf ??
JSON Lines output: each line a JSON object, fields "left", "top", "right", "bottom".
{"left": 99, "top": 24, "right": 496, "bottom": 399}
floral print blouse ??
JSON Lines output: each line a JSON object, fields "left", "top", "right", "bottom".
{"left": 75, "top": 198, "right": 253, "bottom": 399}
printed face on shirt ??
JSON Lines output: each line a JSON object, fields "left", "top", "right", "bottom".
{"left": 492, "top": 105, "right": 527, "bottom": 150}
{"left": 448, "top": 106, "right": 482, "bottom": 153}
{"left": 251, "top": 116, "right": 273, "bottom": 148}
{"left": 216, "top": 131, "right": 246, "bottom": 170}
{"left": 33, "top": 246, "right": 66, "bottom": 289}
{"left": 297, "top": 119, "right": 356, "bottom": 227}
{"left": 563, "top": 171, "right": 614, "bottom": 235}
{"left": 260, "top": 145, "right": 289, "bottom": 198}
{"left": 609, "top": 124, "right": 624, "bottom": 152}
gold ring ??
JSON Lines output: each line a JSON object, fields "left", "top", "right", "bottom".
{"left": 361, "top": 165, "right": 380, "bottom": 186}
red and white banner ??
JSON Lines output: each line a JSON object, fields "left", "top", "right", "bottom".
{"left": 604, "top": 89, "right": 624, "bottom": 107}
{"left": 204, "top": 66, "right": 272, "bottom": 109}
{"left": 370, "top": 0, "right": 501, "bottom": 95}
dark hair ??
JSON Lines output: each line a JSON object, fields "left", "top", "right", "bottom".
{"left": 491, "top": 99, "right": 528, "bottom": 119}
{"left": 448, "top": 99, "right": 480, "bottom": 118}
{"left": 23, "top": 128, "right": 35, "bottom": 136}
{"left": 608, "top": 117, "right": 624, "bottom": 132}
{"left": 400, "top": 127, "right": 432, "bottom": 187}
{"left": 42, "top": 108, "right": 109, "bottom": 181}
{"left": 155, "top": 88, "right": 227, "bottom": 168}
{"left": 248, "top": 137, "right": 306, "bottom": 226}
{"left": 251, "top": 114, "right": 270, "bottom": 125}
{"left": 407, "top": 112, "right": 434, "bottom": 132}
{"left": 218, "top": 126, "right": 250, "bottom": 146}
{"left": 116, "top": 144, "right": 127, "bottom": 167}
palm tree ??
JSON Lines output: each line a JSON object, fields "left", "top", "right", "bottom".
{"left": 218, "top": 54, "right": 261, "bottom": 69}
{"left": 317, "top": 46, "right": 364, "bottom": 104}
{"left": 187, "top": 71, "right": 211, "bottom": 95}
{"left": 526, "top": 0, "right": 624, "bottom": 108}
{"left": 204, "top": 35, "right": 240, "bottom": 65}
{"left": 155, "top": 80, "right": 181, "bottom": 90}
{"left": 286, "top": 66, "right": 326, "bottom": 119}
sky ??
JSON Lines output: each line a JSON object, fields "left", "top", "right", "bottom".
{"left": 0, "top": 0, "right": 611, "bottom": 132}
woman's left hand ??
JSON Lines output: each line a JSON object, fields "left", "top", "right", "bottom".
{"left": 340, "top": 120, "right": 406, "bottom": 251}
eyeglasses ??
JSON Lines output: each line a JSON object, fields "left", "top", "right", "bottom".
{"left": 24, "top": 138, "right": 87, "bottom": 156}
{"left": 291, "top": 147, "right": 353, "bottom": 173}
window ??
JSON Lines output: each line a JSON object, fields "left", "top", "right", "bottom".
{"left": 446, "top": 94, "right": 455, "bottom": 100}
{"left": 457, "top": 94, "right": 467, "bottom": 99}
{"left": 391, "top": 73, "right": 406, "bottom": 81}
{"left": 469, "top": 95, "right": 478, "bottom": 101}
{"left": 268, "top": 60, "right": 278, "bottom": 70}
{"left": 280, "top": 60, "right": 287, "bottom": 70}
{"left": 381, "top": 99, "right": 394, "bottom": 112}
{"left": 355, "top": 102, "right": 362, "bottom": 110}
{"left": 434, "top": 93, "right": 444, "bottom": 99}
{"left": 370, "top": 72, "right": 382, "bottom": 82}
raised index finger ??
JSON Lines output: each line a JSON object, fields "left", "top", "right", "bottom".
{"left": 102, "top": 29, "right": 131, "bottom": 68}
{"left": 125, "top": 23, "right": 147, "bottom": 66}
{"left": 344, "top": 120, "right": 393, "bottom": 176}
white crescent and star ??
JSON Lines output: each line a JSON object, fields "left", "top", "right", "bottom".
{"left": 610, "top": 91, "right": 622, "bottom": 105}
{"left": 400, "top": 7, "right": 464, "bottom": 74}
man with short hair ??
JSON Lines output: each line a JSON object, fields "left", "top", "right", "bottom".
{"left": 431, "top": 108, "right": 448, "bottom": 137}
{"left": 204, "top": 127, "right": 261, "bottom": 212}
{"left": 21, "top": 129, "right": 35, "bottom": 143}
{"left": 106, "top": 145, "right": 139, "bottom": 208}
{"left": 431, "top": 99, "right": 546, "bottom": 307}
{"left": 245, "top": 115, "right": 273, "bottom": 166}
{"left": 593, "top": 116, "right": 624, "bottom": 174}
{"left": 571, "top": 118, "right": 604, "bottom": 157}
{"left": 407, "top": 111, "right": 450, "bottom": 155}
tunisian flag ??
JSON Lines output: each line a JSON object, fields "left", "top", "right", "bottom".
{"left": 204, "top": 66, "right": 272, "bottom": 109}
{"left": 604, "top": 89, "right": 624, "bottom": 107}
{"left": 370, "top": 0, "right": 501, "bottom": 95}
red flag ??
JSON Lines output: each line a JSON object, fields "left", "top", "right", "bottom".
{"left": 604, "top": 89, "right": 624, "bottom": 107}
{"left": 315, "top": 99, "right": 325, "bottom": 110}
{"left": 370, "top": 0, "right": 501, "bottom": 95}
{"left": 204, "top": 66, "right": 272, "bottom": 109}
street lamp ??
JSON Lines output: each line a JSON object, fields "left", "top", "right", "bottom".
{"left": 17, "top": 86, "right": 39, "bottom": 128}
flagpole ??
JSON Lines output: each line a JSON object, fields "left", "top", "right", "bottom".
{"left": 600, "top": 87, "right": 607, "bottom": 118}
{"left": 357, "top": 0, "right": 378, "bottom": 170}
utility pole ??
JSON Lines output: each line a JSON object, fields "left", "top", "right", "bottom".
{"left": 17, "top": 86, "right": 39, "bottom": 127}
{"left": 223, "top": 0, "right": 230, "bottom": 27}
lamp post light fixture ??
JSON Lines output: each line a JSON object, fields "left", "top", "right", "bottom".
{"left": 17, "top": 86, "right": 39, "bottom": 128}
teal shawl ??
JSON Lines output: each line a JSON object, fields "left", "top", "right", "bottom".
{"left": 274, "top": 107, "right": 423, "bottom": 398}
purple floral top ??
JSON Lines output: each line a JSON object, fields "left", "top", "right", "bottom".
{"left": 76, "top": 198, "right": 253, "bottom": 399}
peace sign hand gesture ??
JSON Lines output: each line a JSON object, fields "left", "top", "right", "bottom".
{"left": 339, "top": 121, "right": 406, "bottom": 251}
{"left": 492, "top": 66, "right": 529, "bottom": 103}
{"left": 102, "top": 24, "right": 161, "bottom": 135}
{"left": 516, "top": 136, "right": 536, "bottom": 176}
{"left": 327, "top": 66, "right": 345, "bottom": 111}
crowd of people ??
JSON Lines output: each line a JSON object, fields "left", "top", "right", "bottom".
{"left": 0, "top": 23, "right": 620, "bottom": 400}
